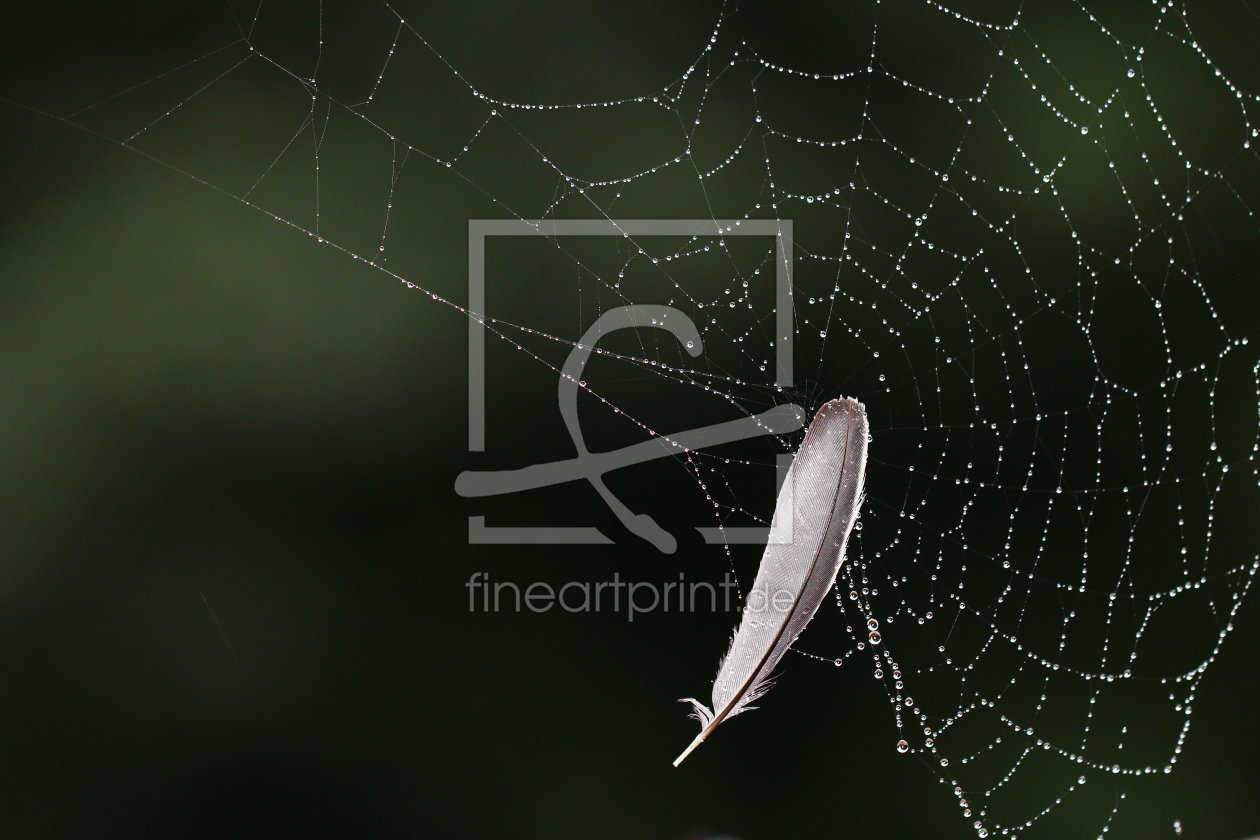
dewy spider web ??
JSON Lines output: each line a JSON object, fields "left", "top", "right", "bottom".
{"left": 23, "top": 0, "right": 1260, "bottom": 836}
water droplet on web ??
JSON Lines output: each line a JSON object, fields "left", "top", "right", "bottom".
{"left": 897, "top": 740, "right": 910, "bottom": 753}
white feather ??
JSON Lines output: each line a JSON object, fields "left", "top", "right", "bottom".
{"left": 674, "top": 398, "right": 869, "bottom": 766}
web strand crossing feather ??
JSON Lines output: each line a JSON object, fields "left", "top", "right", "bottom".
{"left": 674, "top": 398, "right": 869, "bottom": 766}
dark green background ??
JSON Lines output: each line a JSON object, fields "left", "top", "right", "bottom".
{"left": 2, "top": 2, "right": 1258, "bottom": 838}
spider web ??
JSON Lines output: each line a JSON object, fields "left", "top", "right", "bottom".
{"left": 16, "top": 0, "right": 1260, "bottom": 837}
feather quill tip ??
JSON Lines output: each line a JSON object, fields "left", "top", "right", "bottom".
{"left": 672, "top": 731, "right": 708, "bottom": 767}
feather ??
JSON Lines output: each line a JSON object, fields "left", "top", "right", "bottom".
{"left": 673, "top": 397, "right": 869, "bottom": 766}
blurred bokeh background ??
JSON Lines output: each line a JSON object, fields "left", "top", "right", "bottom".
{"left": 2, "top": 1, "right": 1258, "bottom": 838}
